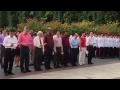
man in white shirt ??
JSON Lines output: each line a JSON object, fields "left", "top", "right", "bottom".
{"left": 93, "top": 33, "right": 98, "bottom": 58}
{"left": 116, "top": 35, "right": 120, "bottom": 57}
{"left": 33, "top": 31, "right": 45, "bottom": 71}
{"left": 104, "top": 34, "right": 109, "bottom": 58}
{"left": 3, "top": 29, "right": 18, "bottom": 76}
{"left": 86, "top": 32, "right": 94, "bottom": 64}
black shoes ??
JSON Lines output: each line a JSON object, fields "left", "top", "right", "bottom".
{"left": 88, "top": 62, "right": 94, "bottom": 64}
{"left": 26, "top": 70, "right": 31, "bottom": 72}
{"left": 35, "top": 69, "right": 43, "bottom": 71}
{"left": 8, "top": 72, "right": 14, "bottom": 75}
{"left": 5, "top": 72, "right": 14, "bottom": 76}
{"left": 21, "top": 71, "right": 26, "bottom": 73}
{"left": 4, "top": 73, "right": 8, "bottom": 76}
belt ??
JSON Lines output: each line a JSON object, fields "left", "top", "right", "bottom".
{"left": 5, "top": 48, "right": 14, "bottom": 50}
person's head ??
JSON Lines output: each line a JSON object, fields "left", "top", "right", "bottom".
{"left": 47, "top": 27, "right": 52, "bottom": 34}
{"left": 2, "top": 30, "right": 7, "bottom": 35}
{"left": 81, "top": 33, "right": 85, "bottom": 37}
{"left": 64, "top": 31, "right": 68, "bottom": 36}
{"left": 56, "top": 31, "right": 61, "bottom": 36}
{"left": 90, "top": 32, "right": 93, "bottom": 37}
{"left": 37, "top": 31, "right": 43, "bottom": 37}
{"left": 9, "top": 29, "right": 15, "bottom": 37}
{"left": 23, "top": 26, "right": 29, "bottom": 34}
{"left": 16, "top": 31, "right": 20, "bottom": 37}
{"left": 74, "top": 33, "right": 78, "bottom": 38}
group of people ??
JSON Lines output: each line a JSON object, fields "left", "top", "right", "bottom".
{"left": 0, "top": 26, "right": 120, "bottom": 76}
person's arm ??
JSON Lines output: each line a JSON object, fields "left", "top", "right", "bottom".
{"left": 18, "top": 33, "right": 26, "bottom": 46}
{"left": 53, "top": 37, "right": 56, "bottom": 53}
{"left": 33, "top": 37, "right": 38, "bottom": 47}
{"left": 13, "top": 37, "right": 18, "bottom": 48}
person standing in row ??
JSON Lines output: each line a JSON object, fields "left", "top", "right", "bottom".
{"left": 53, "top": 31, "right": 63, "bottom": 68}
{"left": 18, "top": 26, "right": 32, "bottom": 73}
{"left": 33, "top": 31, "right": 45, "bottom": 71}
{"left": 70, "top": 33, "right": 79, "bottom": 66}
{"left": 62, "top": 31, "right": 70, "bottom": 67}
{"left": 86, "top": 32, "right": 94, "bottom": 64}
{"left": 3, "top": 29, "right": 18, "bottom": 76}
{"left": 0, "top": 30, "right": 7, "bottom": 68}
{"left": 79, "top": 33, "right": 86, "bottom": 65}
{"left": 44, "top": 27, "right": 54, "bottom": 70}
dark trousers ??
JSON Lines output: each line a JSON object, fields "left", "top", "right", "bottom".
{"left": 4, "top": 48, "right": 15, "bottom": 73}
{"left": 104, "top": 47, "right": 108, "bottom": 58}
{"left": 108, "top": 47, "right": 111, "bottom": 57}
{"left": 100, "top": 47, "right": 104, "bottom": 58}
{"left": 87, "top": 45, "right": 94, "bottom": 64}
{"left": 116, "top": 48, "right": 119, "bottom": 57}
{"left": 20, "top": 46, "right": 30, "bottom": 71}
{"left": 0, "top": 45, "right": 5, "bottom": 68}
{"left": 44, "top": 46, "right": 52, "bottom": 68}
{"left": 53, "top": 47, "right": 61, "bottom": 67}
{"left": 96, "top": 47, "right": 99, "bottom": 58}
{"left": 71, "top": 48, "right": 78, "bottom": 66}
{"left": 93, "top": 46, "right": 96, "bottom": 57}
{"left": 63, "top": 46, "right": 69, "bottom": 66}
{"left": 34, "top": 47, "right": 42, "bottom": 70}
{"left": 114, "top": 47, "right": 116, "bottom": 57}
{"left": 109, "top": 47, "right": 114, "bottom": 58}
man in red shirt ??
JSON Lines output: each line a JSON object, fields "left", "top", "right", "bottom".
{"left": 79, "top": 33, "right": 87, "bottom": 65}
{"left": 18, "top": 26, "right": 32, "bottom": 73}
{"left": 62, "top": 31, "right": 70, "bottom": 67}
{"left": 44, "top": 27, "right": 54, "bottom": 70}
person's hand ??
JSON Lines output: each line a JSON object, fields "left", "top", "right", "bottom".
{"left": 10, "top": 43, "right": 14, "bottom": 47}
{"left": 44, "top": 43, "right": 47, "bottom": 45}
{"left": 61, "top": 51, "right": 64, "bottom": 55}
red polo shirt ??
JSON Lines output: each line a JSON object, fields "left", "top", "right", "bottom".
{"left": 80, "top": 37, "right": 86, "bottom": 47}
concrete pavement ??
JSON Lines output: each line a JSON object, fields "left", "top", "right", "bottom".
{"left": 0, "top": 57, "right": 120, "bottom": 79}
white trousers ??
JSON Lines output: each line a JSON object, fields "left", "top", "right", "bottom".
{"left": 79, "top": 47, "right": 86, "bottom": 65}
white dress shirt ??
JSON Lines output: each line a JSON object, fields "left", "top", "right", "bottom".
{"left": 3, "top": 35, "right": 18, "bottom": 49}
{"left": 93, "top": 36, "right": 98, "bottom": 47}
{"left": 33, "top": 36, "right": 45, "bottom": 53}
{"left": 86, "top": 36, "right": 94, "bottom": 46}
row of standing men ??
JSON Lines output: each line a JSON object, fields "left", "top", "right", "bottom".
{"left": 0, "top": 26, "right": 120, "bottom": 76}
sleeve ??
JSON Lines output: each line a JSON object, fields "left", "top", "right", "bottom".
{"left": 53, "top": 37, "right": 56, "bottom": 52}
{"left": 33, "top": 37, "right": 37, "bottom": 47}
{"left": 13, "top": 37, "right": 18, "bottom": 48}
{"left": 3, "top": 37, "right": 11, "bottom": 47}
{"left": 18, "top": 33, "right": 23, "bottom": 45}
{"left": 86, "top": 37, "right": 89, "bottom": 46}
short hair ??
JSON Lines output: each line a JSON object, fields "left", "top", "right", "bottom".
{"left": 24, "top": 26, "right": 29, "bottom": 30}
{"left": 37, "top": 31, "right": 43, "bottom": 35}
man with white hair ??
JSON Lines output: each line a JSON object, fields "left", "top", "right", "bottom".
{"left": 33, "top": 31, "right": 45, "bottom": 71}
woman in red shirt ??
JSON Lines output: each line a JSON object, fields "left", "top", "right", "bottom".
{"left": 78, "top": 33, "right": 87, "bottom": 65}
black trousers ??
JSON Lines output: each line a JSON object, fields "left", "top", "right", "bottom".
{"left": 4, "top": 48, "right": 15, "bottom": 73}
{"left": 71, "top": 48, "right": 78, "bottom": 66}
{"left": 34, "top": 47, "right": 42, "bottom": 70}
{"left": 114, "top": 47, "right": 116, "bottom": 57}
{"left": 93, "top": 46, "right": 96, "bottom": 57}
{"left": 109, "top": 47, "right": 114, "bottom": 58}
{"left": 104, "top": 47, "right": 108, "bottom": 58}
{"left": 53, "top": 47, "right": 61, "bottom": 67}
{"left": 0, "top": 45, "right": 5, "bottom": 67}
{"left": 44, "top": 46, "right": 53, "bottom": 68}
{"left": 63, "top": 46, "right": 69, "bottom": 66}
{"left": 20, "top": 46, "right": 30, "bottom": 71}
{"left": 116, "top": 48, "right": 119, "bottom": 57}
{"left": 100, "top": 47, "right": 104, "bottom": 58}
{"left": 87, "top": 45, "right": 94, "bottom": 64}
{"left": 96, "top": 47, "right": 99, "bottom": 58}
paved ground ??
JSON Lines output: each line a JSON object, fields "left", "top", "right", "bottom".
{"left": 0, "top": 57, "right": 120, "bottom": 79}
